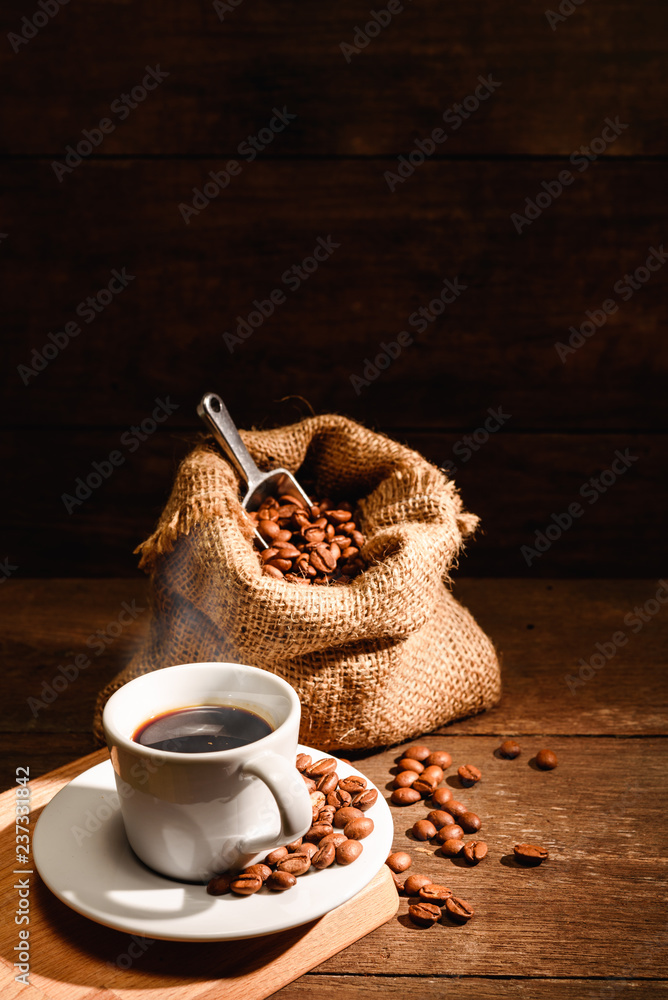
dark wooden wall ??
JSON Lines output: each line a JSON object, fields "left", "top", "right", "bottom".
{"left": 2, "top": 0, "right": 665, "bottom": 578}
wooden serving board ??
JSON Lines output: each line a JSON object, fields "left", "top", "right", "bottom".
{"left": 0, "top": 749, "right": 398, "bottom": 1000}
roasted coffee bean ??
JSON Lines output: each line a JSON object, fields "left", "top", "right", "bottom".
{"left": 327, "top": 788, "right": 352, "bottom": 808}
{"left": 318, "top": 805, "right": 337, "bottom": 825}
{"left": 514, "top": 843, "right": 549, "bottom": 864}
{"left": 403, "top": 873, "right": 433, "bottom": 895}
{"left": 283, "top": 573, "right": 311, "bottom": 585}
{"left": 402, "top": 745, "right": 431, "bottom": 762}
{"left": 427, "top": 810, "right": 454, "bottom": 830}
{"left": 386, "top": 851, "right": 412, "bottom": 873}
{"left": 304, "top": 823, "right": 334, "bottom": 843}
{"left": 318, "top": 832, "right": 348, "bottom": 848}
{"left": 333, "top": 534, "right": 351, "bottom": 548}
{"left": 412, "top": 779, "right": 438, "bottom": 797}
{"left": 265, "top": 846, "right": 289, "bottom": 865}
{"left": 444, "top": 896, "right": 474, "bottom": 923}
{"left": 316, "top": 772, "right": 339, "bottom": 795}
{"left": 430, "top": 787, "right": 453, "bottom": 809}
{"left": 460, "top": 812, "right": 482, "bottom": 834}
{"left": 390, "top": 870, "right": 405, "bottom": 891}
{"left": 425, "top": 751, "right": 452, "bottom": 770}
{"left": 275, "top": 530, "right": 292, "bottom": 544}
{"left": 296, "top": 842, "right": 319, "bottom": 859}
{"left": 338, "top": 775, "right": 367, "bottom": 794}
{"left": 499, "top": 739, "right": 521, "bottom": 758}
{"left": 302, "top": 775, "right": 316, "bottom": 792}
{"left": 408, "top": 902, "right": 441, "bottom": 927}
{"left": 344, "top": 817, "right": 374, "bottom": 840}
{"left": 327, "top": 509, "right": 352, "bottom": 524}
{"left": 263, "top": 564, "right": 284, "bottom": 580}
{"left": 277, "top": 854, "right": 311, "bottom": 876}
{"left": 536, "top": 749, "right": 558, "bottom": 770}
{"left": 437, "top": 823, "right": 464, "bottom": 842}
{"left": 352, "top": 788, "right": 378, "bottom": 811}
{"left": 458, "top": 764, "right": 482, "bottom": 787}
{"left": 267, "top": 870, "right": 297, "bottom": 891}
{"left": 439, "top": 838, "right": 465, "bottom": 857}
{"left": 295, "top": 753, "right": 312, "bottom": 772}
{"left": 446, "top": 800, "right": 468, "bottom": 819}
{"left": 336, "top": 840, "right": 363, "bottom": 865}
{"left": 273, "top": 542, "right": 301, "bottom": 559}
{"left": 350, "top": 530, "right": 366, "bottom": 548}
{"left": 267, "top": 557, "right": 292, "bottom": 573}
{"left": 394, "top": 770, "right": 420, "bottom": 789}
{"left": 286, "top": 837, "right": 303, "bottom": 851}
{"left": 398, "top": 758, "right": 424, "bottom": 774}
{"left": 310, "top": 790, "right": 326, "bottom": 818}
{"left": 418, "top": 883, "right": 453, "bottom": 905}
{"left": 206, "top": 872, "right": 233, "bottom": 895}
{"left": 420, "top": 765, "right": 444, "bottom": 787}
{"left": 242, "top": 863, "right": 272, "bottom": 882}
{"left": 260, "top": 546, "right": 280, "bottom": 562}
{"left": 307, "top": 757, "right": 338, "bottom": 778}
{"left": 231, "top": 874, "right": 262, "bottom": 895}
{"left": 312, "top": 843, "right": 336, "bottom": 869}
{"left": 258, "top": 518, "right": 281, "bottom": 541}
{"left": 391, "top": 786, "right": 422, "bottom": 806}
{"left": 463, "top": 841, "right": 488, "bottom": 864}
{"left": 333, "top": 806, "right": 364, "bottom": 828}
{"left": 412, "top": 819, "right": 438, "bottom": 841}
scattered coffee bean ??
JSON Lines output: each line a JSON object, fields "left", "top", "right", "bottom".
{"left": 427, "top": 810, "right": 454, "bottom": 830}
{"left": 398, "top": 758, "right": 424, "bottom": 774}
{"left": 353, "top": 788, "right": 378, "bottom": 811}
{"left": 463, "top": 841, "right": 488, "bottom": 864}
{"left": 535, "top": 749, "right": 558, "bottom": 770}
{"left": 312, "top": 843, "right": 336, "bottom": 869}
{"left": 425, "top": 751, "right": 452, "bottom": 769}
{"left": 514, "top": 843, "right": 548, "bottom": 865}
{"left": 412, "top": 779, "right": 438, "bottom": 797}
{"left": 386, "top": 851, "right": 413, "bottom": 873}
{"left": 418, "top": 883, "right": 453, "bottom": 905}
{"left": 439, "top": 838, "right": 465, "bottom": 857}
{"left": 444, "top": 895, "right": 474, "bottom": 923}
{"left": 403, "top": 873, "right": 434, "bottom": 895}
{"left": 431, "top": 787, "right": 453, "bottom": 808}
{"left": 437, "top": 824, "right": 464, "bottom": 843}
{"left": 420, "top": 765, "right": 445, "bottom": 787}
{"left": 458, "top": 764, "right": 482, "bottom": 787}
{"left": 344, "top": 817, "right": 375, "bottom": 840}
{"left": 460, "top": 812, "right": 482, "bottom": 834}
{"left": 206, "top": 872, "right": 233, "bottom": 895}
{"left": 390, "top": 870, "right": 405, "bottom": 891}
{"left": 394, "top": 770, "right": 420, "bottom": 789}
{"left": 391, "top": 786, "right": 422, "bottom": 806}
{"left": 267, "top": 870, "right": 297, "bottom": 891}
{"left": 336, "top": 840, "right": 363, "bottom": 865}
{"left": 408, "top": 902, "right": 442, "bottom": 927}
{"left": 402, "top": 745, "right": 431, "bottom": 762}
{"left": 446, "top": 800, "right": 468, "bottom": 819}
{"left": 412, "top": 819, "right": 438, "bottom": 841}
{"left": 498, "top": 739, "right": 521, "bottom": 759}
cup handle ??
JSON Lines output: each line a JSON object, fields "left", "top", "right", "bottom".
{"left": 238, "top": 752, "right": 314, "bottom": 857}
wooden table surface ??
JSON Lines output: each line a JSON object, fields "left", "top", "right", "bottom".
{"left": 2, "top": 577, "right": 668, "bottom": 997}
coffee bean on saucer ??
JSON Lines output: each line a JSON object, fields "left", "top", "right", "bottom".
{"left": 267, "top": 870, "right": 297, "bottom": 891}
{"left": 418, "top": 883, "right": 453, "bottom": 905}
{"left": 304, "top": 823, "right": 333, "bottom": 843}
{"left": 425, "top": 751, "right": 452, "bottom": 769}
{"left": 514, "top": 843, "right": 549, "bottom": 865}
{"left": 498, "top": 739, "right": 521, "bottom": 759}
{"left": 386, "top": 851, "right": 412, "bottom": 873}
{"left": 264, "top": 846, "right": 289, "bottom": 865}
{"left": 310, "top": 791, "right": 326, "bottom": 818}
{"left": 231, "top": 874, "right": 263, "bottom": 895}
{"left": 408, "top": 902, "right": 441, "bottom": 927}
{"left": 398, "top": 758, "right": 424, "bottom": 774}
{"left": 336, "top": 840, "right": 363, "bottom": 865}
{"left": 333, "top": 806, "right": 364, "bottom": 828}
{"left": 277, "top": 854, "right": 312, "bottom": 876}
{"left": 460, "top": 812, "right": 482, "bottom": 834}
{"left": 318, "top": 832, "right": 348, "bottom": 848}
{"left": 437, "top": 824, "right": 464, "bottom": 842}
{"left": 458, "top": 764, "right": 482, "bottom": 787}
{"left": 338, "top": 775, "right": 367, "bottom": 794}
{"left": 391, "top": 787, "right": 422, "bottom": 806}
{"left": 412, "top": 819, "right": 438, "bottom": 841}
{"left": 536, "top": 749, "right": 558, "bottom": 770}
{"left": 444, "top": 896, "right": 474, "bottom": 923}
{"left": 431, "top": 787, "right": 453, "bottom": 808}
{"left": 439, "top": 838, "right": 465, "bottom": 858}
{"left": 297, "top": 842, "right": 319, "bottom": 859}
{"left": 312, "top": 843, "right": 336, "bottom": 869}
{"left": 394, "top": 771, "right": 420, "bottom": 789}
{"left": 206, "top": 872, "right": 233, "bottom": 895}
{"left": 402, "top": 745, "right": 431, "bottom": 762}
{"left": 463, "top": 841, "right": 488, "bottom": 864}
{"left": 286, "top": 837, "right": 303, "bottom": 851}
{"left": 344, "top": 817, "right": 374, "bottom": 840}
{"left": 295, "top": 754, "right": 312, "bottom": 772}
{"left": 307, "top": 758, "right": 338, "bottom": 778}
{"left": 327, "top": 788, "right": 352, "bottom": 808}
{"left": 352, "top": 788, "right": 378, "bottom": 811}
{"left": 316, "top": 772, "right": 339, "bottom": 795}
{"left": 242, "top": 863, "right": 272, "bottom": 882}
{"left": 403, "top": 873, "right": 433, "bottom": 895}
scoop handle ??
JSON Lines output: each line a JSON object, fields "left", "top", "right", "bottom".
{"left": 197, "top": 393, "right": 263, "bottom": 493}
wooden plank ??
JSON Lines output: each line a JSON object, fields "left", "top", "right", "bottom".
{"left": 276, "top": 978, "right": 668, "bottom": 999}
{"left": 0, "top": 1, "right": 664, "bottom": 154}
{"left": 2, "top": 160, "right": 667, "bottom": 432}
{"left": 0, "top": 580, "right": 666, "bottom": 740}
{"left": 0, "top": 749, "right": 398, "bottom": 1000}
{"left": 1, "top": 429, "right": 665, "bottom": 577}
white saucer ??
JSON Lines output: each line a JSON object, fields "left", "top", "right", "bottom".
{"left": 33, "top": 744, "right": 394, "bottom": 941}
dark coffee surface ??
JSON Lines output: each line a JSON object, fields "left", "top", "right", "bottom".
{"left": 133, "top": 705, "right": 273, "bottom": 753}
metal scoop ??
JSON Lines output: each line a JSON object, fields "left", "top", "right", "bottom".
{"left": 197, "top": 392, "right": 312, "bottom": 550}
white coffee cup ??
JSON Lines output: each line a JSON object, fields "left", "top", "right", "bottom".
{"left": 102, "top": 661, "right": 313, "bottom": 882}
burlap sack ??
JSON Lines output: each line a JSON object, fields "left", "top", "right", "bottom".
{"left": 93, "top": 414, "right": 500, "bottom": 750}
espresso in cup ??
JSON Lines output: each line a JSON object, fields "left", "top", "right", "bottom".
{"left": 133, "top": 705, "right": 273, "bottom": 753}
